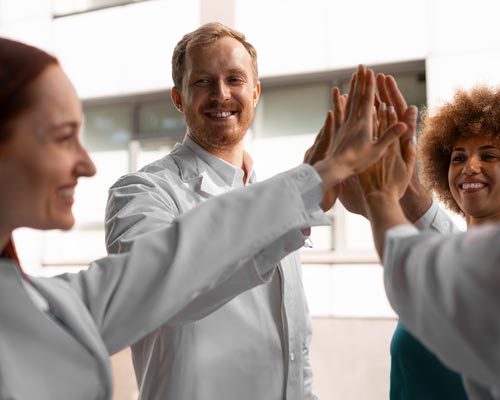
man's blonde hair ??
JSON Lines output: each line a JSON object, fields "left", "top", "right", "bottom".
{"left": 171, "top": 22, "right": 258, "bottom": 89}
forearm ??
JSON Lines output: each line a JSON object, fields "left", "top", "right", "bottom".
{"left": 383, "top": 226, "right": 500, "bottom": 387}
{"left": 364, "top": 192, "right": 411, "bottom": 258}
{"left": 399, "top": 174, "right": 433, "bottom": 223}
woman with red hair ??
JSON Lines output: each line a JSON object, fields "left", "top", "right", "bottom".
{"left": 0, "top": 38, "right": 404, "bottom": 398}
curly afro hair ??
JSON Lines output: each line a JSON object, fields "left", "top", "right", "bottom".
{"left": 419, "top": 86, "right": 500, "bottom": 215}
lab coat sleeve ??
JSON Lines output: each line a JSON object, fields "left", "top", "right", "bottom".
{"left": 413, "top": 200, "right": 460, "bottom": 233}
{"left": 383, "top": 223, "right": 500, "bottom": 389}
{"left": 303, "top": 300, "right": 318, "bottom": 400}
{"left": 62, "top": 164, "right": 329, "bottom": 354}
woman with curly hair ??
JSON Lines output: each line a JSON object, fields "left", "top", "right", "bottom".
{"left": 390, "top": 86, "right": 500, "bottom": 399}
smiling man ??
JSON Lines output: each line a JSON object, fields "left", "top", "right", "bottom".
{"left": 105, "top": 23, "right": 317, "bottom": 400}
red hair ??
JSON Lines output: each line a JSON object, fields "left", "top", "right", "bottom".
{"left": 0, "top": 37, "right": 58, "bottom": 142}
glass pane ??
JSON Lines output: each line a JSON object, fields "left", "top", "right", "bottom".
{"left": 83, "top": 105, "right": 132, "bottom": 151}
{"left": 137, "top": 99, "right": 186, "bottom": 142}
{"left": 255, "top": 83, "right": 331, "bottom": 137}
{"left": 339, "top": 71, "right": 427, "bottom": 108}
{"left": 52, "top": 0, "right": 146, "bottom": 16}
{"left": 133, "top": 139, "right": 174, "bottom": 172}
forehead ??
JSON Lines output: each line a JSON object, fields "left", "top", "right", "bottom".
{"left": 31, "top": 65, "right": 81, "bottom": 119}
{"left": 184, "top": 36, "right": 254, "bottom": 77}
{"left": 453, "top": 135, "right": 500, "bottom": 149}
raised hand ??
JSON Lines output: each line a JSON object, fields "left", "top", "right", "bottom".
{"left": 338, "top": 102, "right": 398, "bottom": 217}
{"left": 358, "top": 106, "right": 418, "bottom": 204}
{"left": 304, "top": 111, "right": 337, "bottom": 211}
{"left": 313, "top": 65, "right": 407, "bottom": 199}
{"left": 377, "top": 73, "right": 433, "bottom": 222}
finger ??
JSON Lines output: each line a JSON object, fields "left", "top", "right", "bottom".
{"left": 333, "top": 87, "right": 345, "bottom": 130}
{"left": 401, "top": 105, "right": 418, "bottom": 143}
{"left": 377, "top": 101, "right": 387, "bottom": 139}
{"left": 306, "top": 112, "right": 334, "bottom": 163}
{"left": 349, "top": 65, "right": 366, "bottom": 118}
{"left": 322, "top": 110, "right": 335, "bottom": 154}
{"left": 344, "top": 72, "right": 357, "bottom": 119}
{"left": 401, "top": 136, "right": 417, "bottom": 180}
{"left": 385, "top": 75, "right": 407, "bottom": 121}
{"left": 374, "top": 122, "right": 407, "bottom": 152}
{"left": 374, "top": 91, "right": 381, "bottom": 110}
{"left": 303, "top": 147, "right": 312, "bottom": 163}
{"left": 360, "top": 68, "right": 375, "bottom": 118}
{"left": 372, "top": 105, "right": 379, "bottom": 140}
{"left": 340, "top": 94, "right": 348, "bottom": 110}
{"left": 387, "top": 104, "right": 398, "bottom": 127}
{"left": 376, "top": 73, "right": 392, "bottom": 108}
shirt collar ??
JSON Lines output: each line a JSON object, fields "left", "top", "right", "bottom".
{"left": 183, "top": 135, "right": 256, "bottom": 188}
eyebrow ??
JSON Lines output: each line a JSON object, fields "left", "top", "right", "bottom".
{"left": 49, "top": 121, "right": 79, "bottom": 131}
{"left": 452, "top": 145, "right": 500, "bottom": 152}
{"left": 191, "top": 68, "right": 249, "bottom": 76}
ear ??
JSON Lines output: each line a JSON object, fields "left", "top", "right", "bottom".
{"left": 253, "top": 81, "right": 261, "bottom": 108}
{"left": 171, "top": 87, "right": 183, "bottom": 112}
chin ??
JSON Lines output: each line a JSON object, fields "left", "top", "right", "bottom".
{"left": 47, "top": 215, "right": 75, "bottom": 231}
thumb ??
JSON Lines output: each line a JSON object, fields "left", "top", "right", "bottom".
{"left": 402, "top": 136, "right": 417, "bottom": 176}
{"left": 375, "top": 122, "right": 407, "bottom": 149}
{"left": 402, "top": 105, "right": 418, "bottom": 142}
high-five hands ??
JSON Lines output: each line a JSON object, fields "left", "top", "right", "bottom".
{"left": 310, "top": 65, "right": 407, "bottom": 209}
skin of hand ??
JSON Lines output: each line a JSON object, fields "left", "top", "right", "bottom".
{"left": 377, "top": 74, "right": 433, "bottom": 222}
{"left": 313, "top": 65, "right": 407, "bottom": 198}
{"left": 304, "top": 110, "right": 338, "bottom": 211}
{"left": 338, "top": 98, "right": 398, "bottom": 217}
{"left": 358, "top": 106, "right": 418, "bottom": 258}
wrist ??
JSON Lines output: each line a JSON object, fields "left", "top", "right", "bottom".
{"left": 364, "top": 191, "right": 400, "bottom": 210}
{"left": 314, "top": 159, "right": 344, "bottom": 192}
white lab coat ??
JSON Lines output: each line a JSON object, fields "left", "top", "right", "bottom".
{"left": 105, "top": 142, "right": 322, "bottom": 400}
{"left": 384, "top": 223, "right": 500, "bottom": 399}
{"left": 0, "top": 164, "right": 326, "bottom": 400}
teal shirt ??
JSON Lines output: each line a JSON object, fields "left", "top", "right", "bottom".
{"left": 390, "top": 321, "right": 468, "bottom": 399}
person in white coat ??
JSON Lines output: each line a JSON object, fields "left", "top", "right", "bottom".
{"left": 0, "top": 37, "right": 406, "bottom": 399}
{"left": 358, "top": 78, "right": 500, "bottom": 399}
{"left": 105, "top": 22, "right": 319, "bottom": 400}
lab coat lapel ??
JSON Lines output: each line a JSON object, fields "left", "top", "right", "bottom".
{"left": 31, "top": 276, "right": 113, "bottom": 386}
{"left": 171, "top": 143, "right": 228, "bottom": 198}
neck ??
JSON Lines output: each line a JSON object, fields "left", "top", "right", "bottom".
{"left": 466, "top": 212, "right": 500, "bottom": 228}
{"left": 210, "top": 145, "right": 245, "bottom": 169}
{"left": 188, "top": 135, "right": 248, "bottom": 183}
{"left": 0, "top": 231, "right": 11, "bottom": 255}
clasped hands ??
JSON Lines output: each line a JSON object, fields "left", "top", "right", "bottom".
{"left": 305, "top": 65, "right": 417, "bottom": 213}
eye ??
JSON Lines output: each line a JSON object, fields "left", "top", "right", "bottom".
{"left": 451, "top": 154, "right": 466, "bottom": 163}
{"left": 194, "top": 78, "right": 211, "bottom": 86}
{"left": 227, "top": 76, "right": 245, "bottom": 85}
{"left": 481, "top": 153, "right": 498, "bottom": 161}
{"left": 54, "top": 129, "right": 78, "bottom": 147}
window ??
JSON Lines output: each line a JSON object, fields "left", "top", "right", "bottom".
{"left": 252, "top": 61, "right": 427, "bottom": 263}
{"left": 137, "top": 99, "right": 186, "bottom": 142}
{"left": 52, "top": 0, "right": 152, "bottom": 17}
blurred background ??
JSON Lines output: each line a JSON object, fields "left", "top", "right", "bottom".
{"left": 3, "top": 0, "right": 497, "bottom": 398}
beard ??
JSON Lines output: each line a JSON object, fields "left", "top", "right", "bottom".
{"left": 184, "top": 107, "right": 253, "bottom": 152}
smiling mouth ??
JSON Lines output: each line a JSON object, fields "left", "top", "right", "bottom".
{"left": 58, "top": 188, "right": 75, "bottom": 198}
{"left": 460, "top": 182, "right": 487, "bottom": 190}
{"left": 206, "top": 111, "right": 235, "bottom": 118}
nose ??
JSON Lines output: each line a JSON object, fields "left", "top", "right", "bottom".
{"left": 210, "top": 80, "right": 231, "bottom": 102}
{"left": 75, "top": 143, "right": 96, "bottom": 178}
{"left": 462, "top": 155, "right": 481, "bottom": 175}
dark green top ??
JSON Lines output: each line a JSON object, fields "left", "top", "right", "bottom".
{"left": 390, "top": 321, "right": 468, "bottom": 399}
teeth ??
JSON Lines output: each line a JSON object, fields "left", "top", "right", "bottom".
{"left": 59, "top": 188, "right": 75, "bottom": 197}
{"left": 210, "top": 111, "right": 232, "bottom": 118}
{"left": 461, "top": 183, "right": 485, "bottom": 190}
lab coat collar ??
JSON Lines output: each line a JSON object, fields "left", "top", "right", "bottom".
{"left": 169, "top": 136, "right": 255, "bottom": 197}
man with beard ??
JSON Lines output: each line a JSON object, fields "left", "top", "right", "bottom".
{"left": 105, "top": 22, "right": 319, "bottom": 400}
